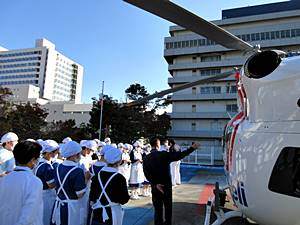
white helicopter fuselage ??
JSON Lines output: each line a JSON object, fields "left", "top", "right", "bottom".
{"left": 226, "top": 55, "right": 300, "bottom": 225}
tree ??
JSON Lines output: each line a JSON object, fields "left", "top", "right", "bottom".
{"left": 43, "top": 119, "right": 91, "bottom": 142}
{"left": 125, "top": 83, "right": 149, "bottom": 101}
{"left": 89, "top": 83, "right": 171, "bottom": 143}
{"left": 0, "top": 87, "right": 13, "bottom": 134}
{"left": 6, "top": 103, "right": 48, "bottom": 140}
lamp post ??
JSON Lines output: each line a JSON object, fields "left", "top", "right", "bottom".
{"left": 99, "top": 81, "right": 104, "bottom": 140}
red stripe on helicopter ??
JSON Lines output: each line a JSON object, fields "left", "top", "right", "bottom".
{"left": 226, "top": 71, "right": 247, "bottom": 172}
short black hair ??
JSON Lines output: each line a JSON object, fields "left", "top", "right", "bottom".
{"left": 13, "top": 141, "right": 42, "bottom": 165}
{"left": 169, "top": 139, "right": 175, "bottom": 146}
{"left": 150, "top": 137, "right": 160, "bottom": 147}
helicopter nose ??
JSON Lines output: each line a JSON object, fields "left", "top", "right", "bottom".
{"left": 244, "top": 50, "right": 283, "bottom": 79}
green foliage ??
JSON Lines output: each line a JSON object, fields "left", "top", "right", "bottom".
{"left": 43, "top": 120, "right": 91, "bottom": 142}
{"left": 0, "top": 86, "right": 91, "bottom": 141}
{"left": 125, "top": 83, "right": 149, "bottom": 101}
{"left": 0, "top": 83, "right": 171, "bottom": 143}
{"left": 5, "top": 103, "right": 48, "bottom": 140}
{"left": 0, "top": 87, "right": 13, "bottom": 132}
{"left": 89, "top": 83, "right": 171, "bottom": 143}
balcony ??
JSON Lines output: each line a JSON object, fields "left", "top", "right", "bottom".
{"left": 168, "top": 74, "right": 235, "bottom": 84}
{"left": 168, "top": 58, "right": 246, "bottom": 70}
{"left": 169, "top": 112, "right": 231, "bottom": 119}
{"left": 168, "top": 130, "right": 223, "bottom": 138}
{"left": 170, "top": 93, "right": 237, "bottom": 101}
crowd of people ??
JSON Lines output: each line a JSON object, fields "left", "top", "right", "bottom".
{"left": 0, "top": 131, "right": 200, "bottom": 225}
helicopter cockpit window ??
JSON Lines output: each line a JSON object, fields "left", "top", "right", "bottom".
{"left": 268, "top": 147, "right": 300, "bottom": 198}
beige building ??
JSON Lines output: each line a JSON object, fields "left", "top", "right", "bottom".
{"left": 165, "top": 1, "right": 300, "bottom": 164}
{"left": 0, "top": 39, "right": 91, "bottom": 126}
{"left": 0, "top": 38, "right": 83, "bottom": 103}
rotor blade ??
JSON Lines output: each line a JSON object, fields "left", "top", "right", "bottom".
{"left": 123, "top": 0, "right": 253, "bottom": 51}
{"left": 125, "top": 70, "right": 235, "bottom": 107}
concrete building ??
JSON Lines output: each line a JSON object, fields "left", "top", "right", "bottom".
{"left": 0, "top": 38, "right": 83, "bottom": 103}
{"left": 164, "top": 0, "right": 300, "bottom": 164}
{"left": 43, "top": 101, "right": 92, "bottom": 126}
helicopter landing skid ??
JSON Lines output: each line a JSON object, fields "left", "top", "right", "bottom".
{"left": 204, "top": 182, "right": 248, "bottom": 225}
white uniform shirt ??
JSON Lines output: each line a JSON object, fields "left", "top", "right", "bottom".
{"left": 0, "top": 166, "right": 43, "bottom": 225}
{"left": 79, "top": 155, "right": 92, "bottom": 172}
{"left": 0, "top": 147, "right": 15, "bottom": 175}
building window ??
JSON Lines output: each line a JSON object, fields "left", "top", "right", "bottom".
{"left": 201, "top": 55, "right": 221, "bottom": 62}
{"left": 192, "top": 69, "right": 197, "bottom": 76}
{"left": 192, "top": 105, "right": 196, "bottom": 112}
{"left": 192, "top": 56, "right": 197, "bottom": 63}
{"left": 226, "top": 104, "right": 238, "bottom": 112}
{"left": 200, "top": 86, "right": 221, "bottom": 94}
{"left": 200, "top": 68, "right": 221, "bottom": 76}
{"left": 192, "top": 87, "right": 196, "bottom": 95}
{"left": 191, "top": 123, "right": 196, "bottom": 131}
{"left": 226, "top": 86, "right": 237, "bottom": 93}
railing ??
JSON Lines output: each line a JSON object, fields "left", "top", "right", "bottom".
{"left": 180, "top": 145, "right": 223, "bottom": 166}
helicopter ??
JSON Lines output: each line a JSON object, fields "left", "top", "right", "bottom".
{"left": 123, "top": 0, "right": 300, "bottom": 225}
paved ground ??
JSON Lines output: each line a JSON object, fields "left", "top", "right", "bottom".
{"left": 123, "top": 165, "right": 227, "bottom": 225}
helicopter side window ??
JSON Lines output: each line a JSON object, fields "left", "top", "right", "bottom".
{"left": 268, "top": 147, "right": 300, "bottom": 198}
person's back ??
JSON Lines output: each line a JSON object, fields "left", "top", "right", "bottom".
{"left": 0, "top": 166, "right": 43, "bottom": 225}
{"left": 143, "top": 137, "right": 200, "bottom": 225}
{"left": 143, "top": 145, "right": 198, "bottom": 186}
{"left": 89, "top": 168, "right": 130, "bottom": 224}
{"left": 143, "top": 150, "right": 173, "bottom": 186}
{"left": 89, "top": 146, "right": 130, "bottom": 225}
{"left": 0, "top": 140, "right": 43, "bottom": 225}
{"left": 51, "top": 141, "right": 86, "bottom": 225}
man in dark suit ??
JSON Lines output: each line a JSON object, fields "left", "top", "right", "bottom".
{"left": 143, "top": 137, "right": 200, "bottom": 225}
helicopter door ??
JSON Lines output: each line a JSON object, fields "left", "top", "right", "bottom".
{"left": 268, "top": 147, "right": 300, "bottom": 198}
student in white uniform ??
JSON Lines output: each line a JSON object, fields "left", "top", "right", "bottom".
{"left": 169, "top": 139, "right": 182, "bottom": 186}
{"left": 35, "top": 139, "right": 58, "bottom": 225}
{"left": 52, "top": 143, "right": 64, "bottom": 170}
{"left": 89, "top": 145, "right": 130, "bottom": 225}
{"left": 79, "top": 140, "right": 93, "bottom": 181}
{"left": 51, "top": 141, "right": 87, "bottom": 225}
{"left": 117, "top": 143, "right": 131, "bottom": 186}
{"left": 0, "top": 141, "right": 43, "bottom": 225}
{"left": 81, "top": 140, "right": 98, "bottom": 224}
{"left": 104, "top": 137, "right": 111, "bottom": 145}
{"left": 129, "top": 141, "right": 144, "bottom": 200}
{"left": 0, "top": 132, "right": 18, "bottom": 176}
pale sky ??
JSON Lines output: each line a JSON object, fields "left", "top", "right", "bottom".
{"left": 0, "top": 0, "right": 289, "bottom": 103}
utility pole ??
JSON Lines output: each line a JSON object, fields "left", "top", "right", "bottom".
{"left": 99, "top": 81, "right": 104, "bottom": 140}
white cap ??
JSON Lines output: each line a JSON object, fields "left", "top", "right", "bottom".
{"left": 123, "top": 143, "right": 131, "bottom": 150}
{"left": 103, "top": 145, "right": 122, "bottom": 164}
{"left": 85, "top": 140, "right": 98, "bottom": 151}
{"left": 111, "top": 143, "right": 117, "bottom": 148}
{"left": 1, "top": 132, "right": 18, "bottom": 143}
{"left": 42, "top": 140, "right": 59, "bottom": 153}
{"left": 80, "top": 140, "right": 88, "bottom": 147}
{"left": 62, "top": 137, "right": 72, "bottom": 144}
{"left": 94, "top": 139, "right": 100, "bottom": 144}
{"left": 98, "top": 141, "right": 106, "bottom": 147}
{"left": 117, "top": 143, "right": 124, "bottom": 149}
{"left": 133, "top": 141, "right": 142, "bottom": 148}
{"left": 104, "top": 137, "right": 111, "bottom": 144}
{"left": 26, "top": 138, "right": 36, "bottom": 142}
{"left": 61, "top": 141, "right": 81, "bottom": 158}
